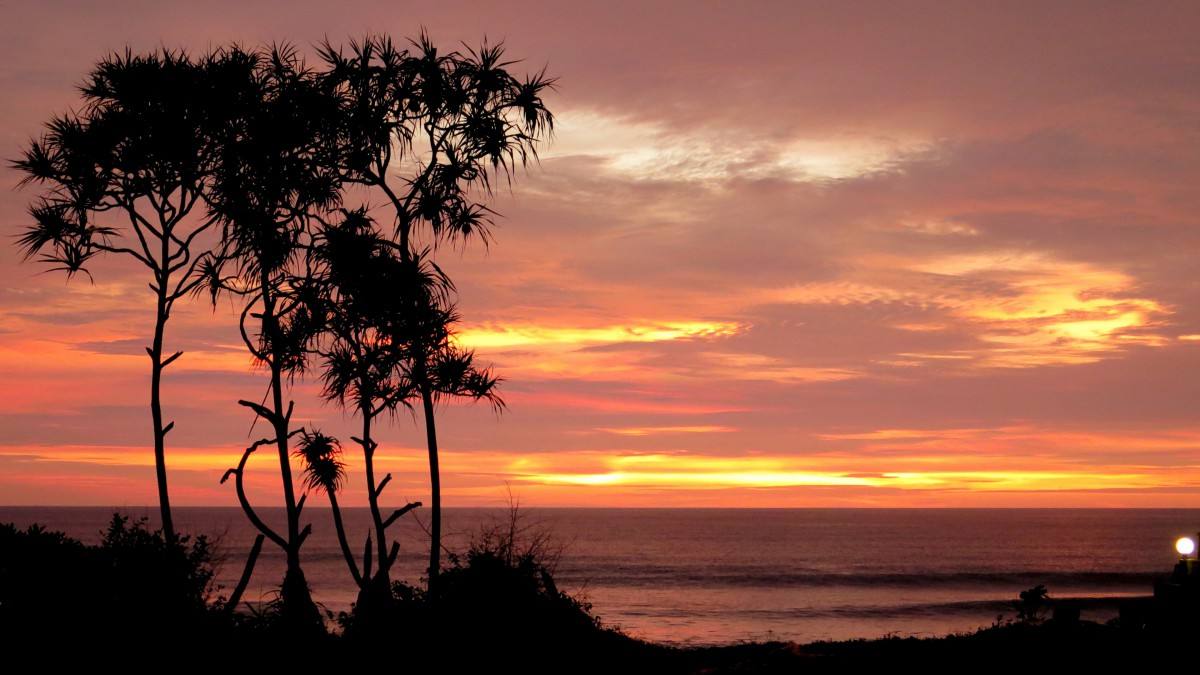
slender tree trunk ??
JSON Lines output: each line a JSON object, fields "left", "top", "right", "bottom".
{"left": 150, "top": 258, "right": 175, "bottom": 542}
{"left": 270, "top": 361, "right": 300, "bottom": 565}
{"left": 259, "top": 275, "right": 314, "bottom": 623}
{"left": 259, "top": 276, "right": 300, "bottom": 553}
{"left": 361, "top": 411, "right": 390, "bottom": 580}
{"left": 421, "top": 382, "right": 441, "bottom": 595}
{"left": 227, "top": 533, "right": 265, "bottom": 613}
{"left": 327, "top": 490, "right": 361, "bottom": 588}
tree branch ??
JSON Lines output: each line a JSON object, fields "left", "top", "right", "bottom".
{"left": 225, "top": 533, "right": 265, "bottom": 614}
{"left": 237, "top": 399, "right": 278, "bottom": 425}
{"left": 222, "top": 438, "right": 288, "bottom": 550}
{"left": 382, "top": 501, "right": 422, "bottom": 529}
{"left": 373, "top": 473, "right": 391, "bottom": 498}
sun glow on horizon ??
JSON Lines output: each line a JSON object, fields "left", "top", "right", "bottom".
{"left": 456, "top": 320, "right": 742, "bottom": 350}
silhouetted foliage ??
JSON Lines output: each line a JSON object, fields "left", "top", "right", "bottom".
{"left": 319, "top": 33, "right": 555, "bottom": 250}
{"left": 0, "top": 515, "right": 223, "bottom": 648}
{"left": 306, "top": 211, "right": 431, "bottom": 616}
{"left": 319, "top": 34, "right": 552, "bottom": 594}
{"left": 12, "top": 32, "right": 556, "bottom": 649}
{"left": 310, "top": 208, "right": 500, "bottom": 606}
{"left": 333, "top": 504, "right": 651, "bottom": 673}
{"left": 1015, "top": 584, "right": 1051, "bottom": 624}
{"left": 1, "top": 514, "right": 1180, "bottom": 671}
{"left": 204, "top": 44, "right": 344, "bottom": 630}
{"left": 12, "top": 49, "right": 230, "bottom": 542}
{"left": 293, "top": 428, "right": 370, "bottom": 594}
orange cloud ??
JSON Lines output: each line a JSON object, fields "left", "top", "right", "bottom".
{"left": 458, "top": 320, "right": 741, "bottom": 349}
{"left": 507, "top": 450, "right": 1199, "bottom": 494}
{"left": 771, "top": 252, "right": 1170, "bottom": 369}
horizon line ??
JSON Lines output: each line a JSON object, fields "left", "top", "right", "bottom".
{"left": 5, "top": 504, "right": 1200, "bottom": 511}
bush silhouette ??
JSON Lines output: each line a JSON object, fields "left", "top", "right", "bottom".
{"left": 1015, "top": 584, "right": 1051, "bottom": 624}
{"left": 0, "top": 515, "right": 223, "bottom": 647}
{"left": 333, "top": 507, "right": 664, "bottom": 673}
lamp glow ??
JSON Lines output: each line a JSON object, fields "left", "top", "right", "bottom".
{"left": 1176, "top": 537, "right": 1196, "bottom": 557}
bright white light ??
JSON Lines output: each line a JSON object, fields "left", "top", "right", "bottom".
{"left": 1176, "top": 537, "right": 1195, "bottom": 556}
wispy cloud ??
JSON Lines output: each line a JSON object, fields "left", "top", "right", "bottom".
{"left": 2, "top": 1, "right": 1199, "bottom": 506}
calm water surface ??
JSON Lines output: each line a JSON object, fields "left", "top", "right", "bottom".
{"left": 2, "top": 507, "right": 1191, "bottom": 644}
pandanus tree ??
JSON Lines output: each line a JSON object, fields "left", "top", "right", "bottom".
{"left": 292, "top": 430, "right": 362, "bottom": 587}
{"left": 404, "top": 269, "right": 505, "bottom": 594}
{"left": 206, "top": 45, "right": 343, "bottom": 626}
{"left": 319, "top": 33, "right": 554, "bottom": 592}
{"left": 13, "top": 49, "right": 226, "bottom": 542}
{"left": 307, "top": 209, "right": 425, "bottom": 612}
{"left": 312, "top": 209, "right": 499, "bottom": 603}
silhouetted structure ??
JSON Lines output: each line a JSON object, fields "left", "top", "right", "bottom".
{"left": 13, "top": 50, "right": 228, "bottom": 542}
{"left": 11, "top": 32, "right": 557, "bottom": 645}
{"left": 206, "top": 44, "right": 343, "bottom": 628}
{"left": 319, "top": 33, "right": 554, "bottom": 593}
{"left": 309, "top": 211, "right": 435, "bottom": 614}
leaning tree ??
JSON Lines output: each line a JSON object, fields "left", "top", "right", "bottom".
{"left": 14, "top": 49, "right": 227, "bottom": 542}
{"left": 319, "top": 33, "right": 554, "bottom": 592}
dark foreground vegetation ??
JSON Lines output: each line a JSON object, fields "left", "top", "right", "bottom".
{"left": 12, "top": 34, "right": 553, "bottom": 629}
{"left": 0, "top": 515, "right": 1189, "bottom": 671}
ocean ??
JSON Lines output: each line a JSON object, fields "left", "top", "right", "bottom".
{"left": 1, "top": 507, "right": 1191, "bottom": 644}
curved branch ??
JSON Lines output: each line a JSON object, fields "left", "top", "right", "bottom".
{"left": 223, "top": 439, "right": 288, "bottom": 550}
{"left": 237, "top": 292, "right": 269, "bottom": 363}
{"left": 93, "top": 242, "right": 154, "bottom": 269}
{"left": 373, "top": 472, "right": 391, "bottom": 498}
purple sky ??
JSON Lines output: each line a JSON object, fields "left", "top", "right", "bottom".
{"left": 3, "top": 1, "right": 1200, "bottom": 507}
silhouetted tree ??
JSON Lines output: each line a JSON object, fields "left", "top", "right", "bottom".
{"left": 310, "top": 210, "right": 425, "bottom": 609}
{"left": 312, "top": 212, "right": 503, "bottom": 597}
{"left": 407, "top": 286, "right": 505, "bottom": 595}
{"left": 294, "top": 430, "right": 361, "bottom": 586}
{"left": 320, "top": 33, "right": 553, "bottom": 592}
{"left": 206, "top": 44, "right": 342, "bottom": 627}
{"left": 13, "top": 50, "right": 227, "bottom": 542}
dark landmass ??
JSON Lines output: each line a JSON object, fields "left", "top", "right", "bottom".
{"left": 0, "top": 516, "right": 1186, "bottom": 671}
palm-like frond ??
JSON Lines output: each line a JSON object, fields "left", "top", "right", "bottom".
{"left": 429, "top": 345, "right": 505, "bottom": 413}
{"left": 317, "top": 32, "right": 554, "bottom": 250}
{"left": 16, "top": 198, "right": 112, "bottom": 278}
{"left": 295, "top": 429, "right": 345, "bottom": 494}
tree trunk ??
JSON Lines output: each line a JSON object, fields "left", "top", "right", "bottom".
{"left": 270, "top": 360, "right": 300, "bottom": 561}
{"left": 259, "top": 274, "right": 315, "bottom": 622}
{"left": 150, "top": 264, "right": 175, "bottom": 542}
{"left": 421, "top": 383, "right": 441, "bottom": 596}
{"left": 328, "top": 490, "right": 361, "bottom": 588}
{"left": 362, "top": 411, "right": 390, "bottom": 581}
{"left": 260, "top": 277, "right": 300, "bottom": 554}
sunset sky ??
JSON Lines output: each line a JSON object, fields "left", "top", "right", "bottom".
{"left": 3, "top": 1, "right": 1200, "bottom": 508}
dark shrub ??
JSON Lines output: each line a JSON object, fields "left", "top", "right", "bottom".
{"left": 339, "top": 508, "right": 661, "bottom": 672}
{"left": 1014, "top": 584, "right": 1051, "bottom": 624}
{"left": 0, "top": 514, "right": 225, "bottom": 648}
